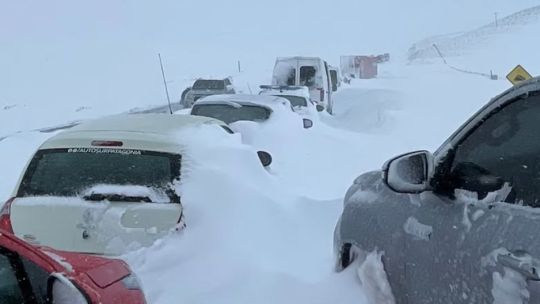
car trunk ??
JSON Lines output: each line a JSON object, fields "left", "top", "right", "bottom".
{"left": 12, "top": 147, "right": 183, "bottom": 255}
{"left": 11, "top": 197, "right": 182, "bottom": 255}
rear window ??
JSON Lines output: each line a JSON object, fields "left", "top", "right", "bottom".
{"left": 18, "top": 148, "right": 181, "bottom": 197}
{"left": 300, "top": 66, "right": 317, "bottom": 87}
{"left": 192, "top": 80, "right": 225, "bottom": 90}
{"left": 191, "top": 104, "right": 271, "bottom": 124}
{"left": 273, "top": 64, "right": 296, "bottom": 86}
{"left": 279, "top": 95, "right": 308, "bottom": 107}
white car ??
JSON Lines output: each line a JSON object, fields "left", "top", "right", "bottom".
{"left": 0, "top": 114, "right": 271, "bottom": 255}
{"left": 258, "top": 85, "right": 324, "bottom": 115}
{"left": 190, "top": 94, "right": 314, "bottom": 128}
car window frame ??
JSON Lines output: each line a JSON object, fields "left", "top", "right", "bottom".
{"left": 432, "top": 91, "right": 540, "bottom": 197}
{"left": 17, "top": 148, "right": 182, "bottom": 199}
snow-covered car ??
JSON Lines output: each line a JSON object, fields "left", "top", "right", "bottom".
{"left": 0, "top": 229, "right": 146, "bottom": 304}
{"left": 258, "top": 85, "right": 324, "bottom": 114}
{"left": 334, "top": 77, "right": 540, "bottom": 303}
{"left": 182, "top": 78, "right": 235, "bottom": 108}
{"left": 190, "top": 94, "right": 314, "bottom": 128}
{"left": 0, "top": 114, "right": 271, "bottom": 255}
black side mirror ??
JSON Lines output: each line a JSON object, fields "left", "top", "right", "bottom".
{"left": 316, "top": 105, "right": 324, "bottom": 112}
{"left": 257, "top": 151, "right": 272, "bottom": 167}
{"left": 303, "top": 118, "right": 313, "bottom": 129}
{"left": 383, "top": 150, "right": 433, "bottom": 193}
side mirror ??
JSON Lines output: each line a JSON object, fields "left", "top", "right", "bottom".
{"left": 383, "top": 150, "right": 433, "bottom": 193}
{"left": 316, "top": 105, "right": 324, "bottom": 112}
{"left": 257, "top": 151, "right": 272, "bottom": 167}
{"left": 49, "top": 274, "right": 88, "bottom": 304}
{"left": 332, "top": 84, "right": 338, "bottom": 92}
{"left": 303, "top": 118, "right": 313, "bottom": 129}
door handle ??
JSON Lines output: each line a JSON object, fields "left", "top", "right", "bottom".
{"left": 498, "top": 250, "right": 540, "bottom": 281}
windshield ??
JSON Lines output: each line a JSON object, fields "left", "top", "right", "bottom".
{"left": 278, "top": 95, "right": 307, "bottom": 107}
{"left": 191, "top": 104, "right": 271, "bottom": 124}
{"left": 18, "top": 148, "right": 181, "bottom": 197}
{"left": 192, "top": 80, "right": 225, "bottom": 90}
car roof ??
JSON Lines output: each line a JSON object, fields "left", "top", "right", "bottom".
{"left": 67, "top": 114, "right": 224, "bottom": 134}
{"left": 259, "top": 85, "right": 310, "bottom": 99}
{"left": 195, "top": 94, "right": 291, "bottom": 110}
{"left": 276, "top": 56, "right": 324, "bottom": 62}
{"left": 39, "top": 114, "right": 226, "bottom": 153}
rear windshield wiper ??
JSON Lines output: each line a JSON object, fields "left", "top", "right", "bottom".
{"left": 82, "top": 193, "right": 152, "bottom": 203}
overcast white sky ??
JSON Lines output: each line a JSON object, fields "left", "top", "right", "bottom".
{"left": 1, "top": 0, "right": 538, "bottom": 109}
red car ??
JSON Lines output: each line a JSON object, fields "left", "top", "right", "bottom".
{"left": 0, "top": 229, "right": 146, "bottom": 304}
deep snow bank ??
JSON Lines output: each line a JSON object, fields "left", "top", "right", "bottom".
{"left": 123, "top": 125, "right": 370, "bottom": 304}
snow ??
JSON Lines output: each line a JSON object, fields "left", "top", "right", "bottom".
{"left": 2, "top": 1, "right": 540, "bottom": 303}
{"left": 403, "top": 217, "right": 433, "bottom": 241}
{"left": 43, "top": 251, "right": 74, "bottom": 273}
{"left": 492, "top": 267, "right": 530, "bottom": 304}
{"left": 357, "top": 252, "right": 396, "bottom": 304}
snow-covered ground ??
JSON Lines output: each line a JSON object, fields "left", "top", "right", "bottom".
{"left": 2, "top": 1, "right": 540, "bottom": 303}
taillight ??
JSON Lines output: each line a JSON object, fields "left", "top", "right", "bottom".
{"left": 0, "top": 198, "right": 15, "bottom": 233}
{"left": 91, "top": 140, "right": 123, "bottom": 147}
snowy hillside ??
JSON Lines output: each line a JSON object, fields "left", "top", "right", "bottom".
{"left": 2, "top": 1, "right": 540, "bottom": 303}
{"left": 408, "top": 5, "right": 540, "bottom": 63}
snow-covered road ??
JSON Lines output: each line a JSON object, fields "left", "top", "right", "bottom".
{"left": 1, "top": 8, "right": 538, "bottom": 299}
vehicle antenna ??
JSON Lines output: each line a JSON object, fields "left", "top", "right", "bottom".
{"left": 158, "top": 53, "right": 173, "bottom": 114}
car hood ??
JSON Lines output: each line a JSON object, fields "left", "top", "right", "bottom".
{"left": 46, "top": 249, "right": 130, "bottom": 288}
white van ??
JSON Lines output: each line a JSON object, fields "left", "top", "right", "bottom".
{"left": 272, "top": 57, "right": 334, "bottom": 114}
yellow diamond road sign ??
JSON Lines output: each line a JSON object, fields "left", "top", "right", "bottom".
{"left": 506, "top": 65, "right": 532, "bottom": 85}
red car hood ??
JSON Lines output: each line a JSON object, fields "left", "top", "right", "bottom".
{"left": 44, "top": 249, "right": 131, "bottom": 288}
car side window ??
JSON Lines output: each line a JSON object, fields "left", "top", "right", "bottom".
{"left": 0, "top": 251, "right": 25, "bottom": 304}
{"left": 451, "top": 94, "right": 540, "bottom": 205}
{"left": 20, "top": 256, "right": 51, "bottom": 303}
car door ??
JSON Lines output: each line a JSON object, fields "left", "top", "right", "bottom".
{"left": 409, "top": 91, "right": 540, "bottom": 303}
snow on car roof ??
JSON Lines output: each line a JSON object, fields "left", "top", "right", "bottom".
{"left": 195, "top": 94, "right": 291, "bottom": 110}
{"left": 67, "top": 114, "right": 224, "bottom": 135}
{"left": 39, "top": 114, "right": 227, "bottom": 153}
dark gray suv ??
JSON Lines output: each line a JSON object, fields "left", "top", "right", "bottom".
{"left": 335, "top": 77, "right": 540, "bottom": 303}
{"left": 181, "top": 78, "right": 235, "bottom": 108}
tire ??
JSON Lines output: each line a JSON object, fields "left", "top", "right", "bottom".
{"left": 326, "top": 100, "right": 334, "bottom": 115}
{"left": 337, "top": 243, "right": 354, "bottom": 271}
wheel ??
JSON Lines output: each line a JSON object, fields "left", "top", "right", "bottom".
{"left": 337, "top": 243, "right": 354, "bottom": 271}
{"left": 326, "top": 100, "right": 334, "bottom": 115}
